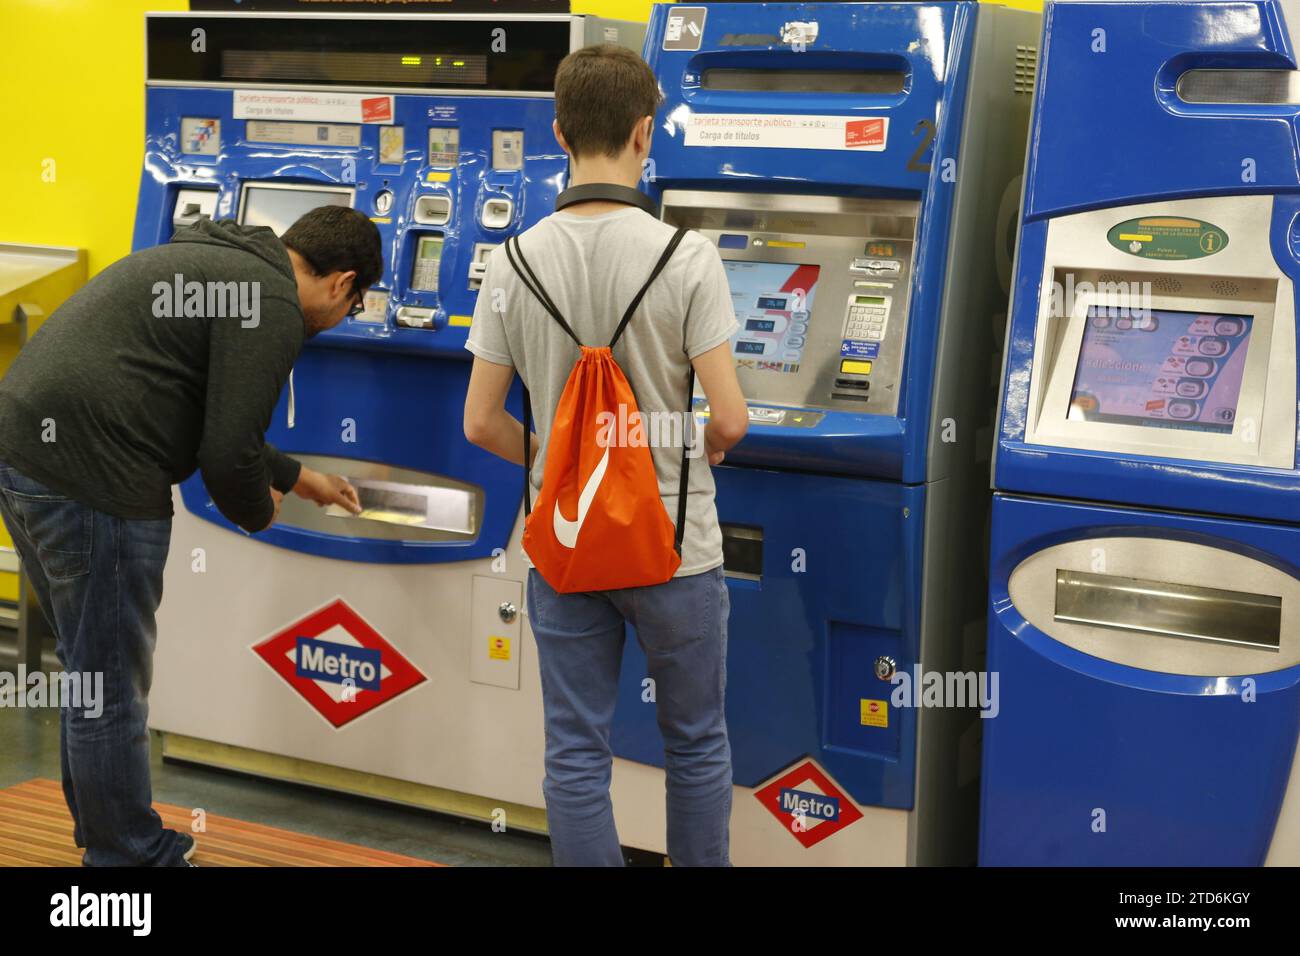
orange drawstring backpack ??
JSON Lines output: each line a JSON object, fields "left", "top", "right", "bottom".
{"left": 505, "top": 226, "right": 694, "bottom": 593}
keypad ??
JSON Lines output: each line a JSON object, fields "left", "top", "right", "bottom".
{"left": 844, "top": 301, "right": 890, "bottom": 342}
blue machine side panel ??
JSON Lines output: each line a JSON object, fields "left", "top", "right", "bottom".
{"left": 1026, "top": 0, "right": 1298, "bottom": 217}
{"left": 611, "top": 467, "right": 925, "bottom": 809}
{"left": 980, "top": 494, "right": 1300, "bottom": 866}
{"left": 643, "top": 2, "right": 982, "bottom": 485}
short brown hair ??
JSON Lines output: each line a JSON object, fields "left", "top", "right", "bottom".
{"left": 554, "top": 44, "right": 660, "bottom": 159}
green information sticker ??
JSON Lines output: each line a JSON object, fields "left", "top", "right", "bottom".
{"left": 1107, "top": 216, "right": 1228, "bottom": 260}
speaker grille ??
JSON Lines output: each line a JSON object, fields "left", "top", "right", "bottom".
{"left": 1015, "top": 45, "right": 1038, "bottom": 95}
{"left": 1211, "top": 279, "right": 1241, "bottom": 297}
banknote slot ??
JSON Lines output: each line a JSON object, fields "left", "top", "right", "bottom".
{"left": 326, "top": 479, "right": 475, "bottom": 535}
{"left": 1054, "top": 569, "right": 1281, "bottom": 651}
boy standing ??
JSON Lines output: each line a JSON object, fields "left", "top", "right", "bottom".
{"left": 463, "top": 44, "right": 748, "bottom": 866}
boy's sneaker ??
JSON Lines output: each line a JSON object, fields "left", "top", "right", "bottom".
{"left": 178, "top": 832, "right": 197, "bottom": 862}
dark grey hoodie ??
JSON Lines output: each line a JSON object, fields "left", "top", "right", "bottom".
{"left": 0, "top": 219, "right": 304, "bottom": 533}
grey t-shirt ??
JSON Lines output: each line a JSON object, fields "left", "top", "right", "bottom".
{"left": 466, "top": 206, "right": 739, "bottom": 576}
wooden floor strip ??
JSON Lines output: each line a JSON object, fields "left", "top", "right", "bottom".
{"left": 0, "top": 778, "right": 442, "bottom": 867}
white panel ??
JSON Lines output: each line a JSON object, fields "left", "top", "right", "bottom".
{"left": 151, "top": 494, "right": 546, "bottom": 810}
{"left": 470, "top": 575, "right": 522, "bottom": 690}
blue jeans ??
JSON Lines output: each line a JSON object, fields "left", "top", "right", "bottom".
{"left": 527, "top": 565, "right": 732, "bottom": 866}
{"left": 0, "top": 462, "right": 187, "bottom": 866}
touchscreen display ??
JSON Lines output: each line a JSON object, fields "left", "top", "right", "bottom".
{"left": 239, "top": 184, "right": 352, "bottom": 236}
{"left": 1069, "top": 307, "right": 1253, "bottom": 434}
{"left": 724, "top": 261, "right": 821, "bottom": 374}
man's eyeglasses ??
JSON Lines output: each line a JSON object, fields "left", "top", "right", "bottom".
{"left": 346, "top": 289, "right": 368, "bottom": 318}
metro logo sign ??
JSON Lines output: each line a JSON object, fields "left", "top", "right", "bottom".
{"left": 251, "top": 598, "right": 426, "bottom": 729}
{"left": 754, "top": 759, "right": 864, "bottom": 848}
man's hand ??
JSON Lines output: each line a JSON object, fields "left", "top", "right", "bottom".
{"left": 264, "top": 488, "right": 285, "bottom": 531}
{"left": 704, "top": 435, "right": 726, "bottom": 466}
{"left": 293, "top": 467, "right": 362, "bottom": 514}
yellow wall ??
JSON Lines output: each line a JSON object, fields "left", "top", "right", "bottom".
{"left": 0, "top": 0, "right": 1042, "bottom": 278}
{"left": 0, "top": 1, "right": 189, "bottom": 277}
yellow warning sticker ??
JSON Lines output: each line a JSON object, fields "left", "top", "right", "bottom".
{"left": 860, "top": 698, "right": 888, "bottom": 728}
{"left": 448, "top": 314, "right": 473, "bottom": 327}
{"left": 489, "top": 636, "right": 511, "bottom": 661}
{"left": 427, "top": 171, "right": 452, "bottom": 183}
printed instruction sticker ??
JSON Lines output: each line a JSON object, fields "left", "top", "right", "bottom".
{"left": 685, "top": 114, "right": 888, "bottom": 151}
{"left": 860, "top": 698, "right": 889, "bottom": 728}
{"left": 234, "top": 90, "right": 394, "bottom": 125}
{"left": 664, "top": 7, "right": 707, "bottom": 50}
{"left": 489, "top": 636, "right": 511, "bottom": 661}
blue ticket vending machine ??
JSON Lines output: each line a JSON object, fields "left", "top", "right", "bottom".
{"left": 982, "top": 0, "right": 1300, "bottom": 865}
{"left": 138, "top": 12, "right": 644, "bottom": 824}
{"left": 606, "top": 2, "right": 1040, "bottom": 865}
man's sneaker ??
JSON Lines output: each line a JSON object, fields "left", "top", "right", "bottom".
{"left": 178, "top": 833, "right": 197, "bottom": 862}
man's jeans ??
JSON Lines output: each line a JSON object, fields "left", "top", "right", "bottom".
{"left": 0, "top": 461, "right": 187, "bottom": 866}
{"left": 527, "top": 565, "right": 732, "bottom": 867}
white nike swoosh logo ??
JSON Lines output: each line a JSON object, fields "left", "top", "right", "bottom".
{"left": 553, "top": 445, "right": 610, "bottom": 549}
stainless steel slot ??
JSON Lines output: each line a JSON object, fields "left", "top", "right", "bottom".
{"left": 326, "top": 479, "right": 475, "bottom": 534}
{"left": 1054, "top": 569, "right": 1282, "bottom": 651}
{"left": 277, "top": 454, "right": 482, "bottom": 542}
{"left": 1178, "top": 69, "right": 1300, "bottom": 104}
{"left": 721, "top": 524, "right": 763, "bottom": 581}
{"left": 702, "top": 69, "right": 905, "bottom": 94}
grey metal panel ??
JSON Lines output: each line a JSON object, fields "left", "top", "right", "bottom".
{"left": 990, "top": 11, "right": 1046, "bottom": 489}
{"left": 660, "top": 190, "right": 920, "bottom": 414}
{"left": 579, "top": 16, "right": 647, "bottom": 55}
{"left": 911, "top": 4, "right": 1041, "bottom": 868}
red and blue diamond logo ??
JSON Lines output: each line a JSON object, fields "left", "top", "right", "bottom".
{"left": 754, "top": 758, "right": 865, "bottom": 848}
{"left": 251, "top": 598, "right": 426, "bottom": 729}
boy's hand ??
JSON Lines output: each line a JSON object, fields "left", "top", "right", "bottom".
{"left": 293, "top": 467, "right": 362, "bottom": 514}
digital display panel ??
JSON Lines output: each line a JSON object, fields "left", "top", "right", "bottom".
{"left": 239, "top": 184, "right": 352, "bottom": 236}
{"left": 1069, "top": 307, "right": 1253, "bottom": 434}
{"left": 149, "top": 17, "right": 572, "bottom": 93}
{"left": 724, "top": 261, "right": 821, "bottom": 374}
{"left": 855, "top": 295, "right": 886, "bottom": 305}
{"left": 418, "top": 237, "right": 443, "bottom": 260}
